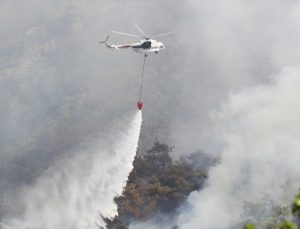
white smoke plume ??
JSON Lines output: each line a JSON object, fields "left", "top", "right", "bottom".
{"left": 129, "top": 1, "right": 300, "bottom": 228}
{"left": 130, "top": 67, "right": 300, "bottom": 229}
{"left": 1, "top": 111, "right": 142, "bottom": 229}
{"left": 175, "top": 67, "right": 300, "bottom": 228}
{"left": 2, "top": 1, "right": 300, "bottom": 229}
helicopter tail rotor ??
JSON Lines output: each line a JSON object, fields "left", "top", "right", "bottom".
{"left": 99, "top": 35, "right": 109, "bottom": 44}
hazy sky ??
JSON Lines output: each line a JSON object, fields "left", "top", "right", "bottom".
{"left": 1, "top": 0, "right": 300, "bottom": 228}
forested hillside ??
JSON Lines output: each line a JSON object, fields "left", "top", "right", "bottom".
{"left": 103, "top": 142, "right": 210, "bottom": 229}
{"left": 101, "top": 142, "right": 300, "bottom": 229}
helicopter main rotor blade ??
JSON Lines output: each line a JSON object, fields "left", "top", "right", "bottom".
{"left": 110, "top": 30, "right": 141, "bottom": 38}
{"left": 134, "top": 23, "right": 148, "bottom": 37}
{"left": 151, "top": 31, "right": 175, "bottom": 38}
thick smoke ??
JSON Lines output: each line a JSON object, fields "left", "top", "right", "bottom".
{"left": 175, "top": 67, "right": 300, "bottom": 228}
{"left": 2, "top": 0, "right": 300, "bottom": 228}
{"left": 1, "top": 111, "right": 142, "bottom": 228}
{"left": 168, "top": 0, "right": 300, "bottom": 155}
{"left": 0, "top": 1, "right": 182, "bottom": 222}
{"left": 0, "top": 0, "right": 174, "bottom": 221}
{"left": 174, "top": 2, "right": 300, "bottom": 228}
{"left": 130, "top": 67, "right": 300, "bottom": 229}
{"left": 133, "top": 1, "right": 300, "bottom": 228}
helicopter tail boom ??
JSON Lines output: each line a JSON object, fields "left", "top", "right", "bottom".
{"left": 99, "top": 36, "right": 119, "bottom": 49}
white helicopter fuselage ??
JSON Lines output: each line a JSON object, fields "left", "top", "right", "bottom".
{"left": 132, "top": 39, "right": 165, "bottom": 53}
{"left": 99, "top": 23, "right": 173, "bottom": 54}
{"left": 101, "top": 36, "right": 165, "bottom": 54}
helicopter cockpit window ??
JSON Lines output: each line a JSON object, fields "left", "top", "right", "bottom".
{"left": 141, "top": 41, "right": 151, "bottom": 49}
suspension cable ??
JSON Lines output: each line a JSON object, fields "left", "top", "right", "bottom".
{"left": 139, "top": 54, "right": 147, "bottom": 100}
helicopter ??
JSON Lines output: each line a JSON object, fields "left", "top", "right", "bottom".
{"left": 99, "top": 23, "right": 174, "bottom": 54}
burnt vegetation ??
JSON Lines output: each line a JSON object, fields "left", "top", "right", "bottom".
{"left": 103, "top": 142, "right": 211, "bottom": 229}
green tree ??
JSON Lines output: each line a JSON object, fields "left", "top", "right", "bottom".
{"left": 292, "top": 192, "right": 300, "bottom": 218}
{"left": 279, "top": 221, "right": 297, "bottom": 229}
{"left": 105, "top": 142, "right": 207, "bottom": 229}
{"left": 144, "top": 142, "right": 173, "bottom": 173}
{"left": 243, "top": 224, "right": 256, "bottom": 229}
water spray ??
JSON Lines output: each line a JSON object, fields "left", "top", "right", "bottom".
{"left": 2, "top": 111, "right": 143, "bottom": 229}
